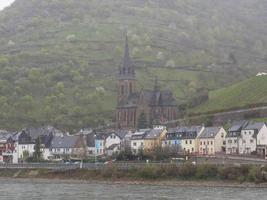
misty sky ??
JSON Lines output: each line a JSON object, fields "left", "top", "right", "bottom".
{"left": 0, "top": 0, "right": 15, "bottom": 10}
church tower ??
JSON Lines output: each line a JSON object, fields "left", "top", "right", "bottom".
{"left": 117, "top": 35, "right": 136, "bottom": 103}
{"left": 116, "top": 35, "right": 137, "bottom": 129}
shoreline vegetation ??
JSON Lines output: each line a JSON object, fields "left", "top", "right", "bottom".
{"left": 1, "top": 163, "right": 267, "bottom": 187}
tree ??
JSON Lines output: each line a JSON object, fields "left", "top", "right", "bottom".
{"left": 22, "top": 150, "right": 29, "bottom": 163}
{"left": 137, "top": 112, "right": 148, "bottom": 129}
{"left": 33, "top": 137, "right": 42, "bottom": 162}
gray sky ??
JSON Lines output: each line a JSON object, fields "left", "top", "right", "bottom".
{"left": 0, "top": 0, "right": 15, "bottom": 10}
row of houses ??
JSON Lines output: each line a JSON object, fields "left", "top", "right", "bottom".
{"left": 0, "top": 120, "right": 267, "bottom": 163}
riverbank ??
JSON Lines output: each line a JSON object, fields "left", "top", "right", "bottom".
{"left": 0, "top": 163, "right": 267, "bottom": 187}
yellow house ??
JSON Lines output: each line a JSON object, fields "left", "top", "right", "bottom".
{"left": 197, "top": 127, "right": 227, "bottom": 155}
{"left": 144, "top": 128, "right": 167, "bottom": 152}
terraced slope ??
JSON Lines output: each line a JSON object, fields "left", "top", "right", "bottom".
{"left": 191, "top": 76, "right": 267, "bottom": 114}
{"left": 0, "top": 0, "right": 266, "bottom": 130}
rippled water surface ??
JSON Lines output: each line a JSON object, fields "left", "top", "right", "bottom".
{"left": 0, "top": 179, "right": 267, "bottom": 200}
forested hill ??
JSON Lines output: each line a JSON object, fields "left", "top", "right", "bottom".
{"left": 0, "top": 0, "right": 266, "bottom": 131}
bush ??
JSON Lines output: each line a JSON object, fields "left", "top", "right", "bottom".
{"left": 196, "top": 164, "right": 218, "bottom": 179}
{"left": 218, "top": 166, "right": 242, "bottom": 180}
{"left": 178, "top": 163, "right": 196, "bottom": 178}
{"left": 138, "top": 166, "right": 159, "bottom": 179}
{"left": 247, "top": 166, "right": 264, "bottom": 183}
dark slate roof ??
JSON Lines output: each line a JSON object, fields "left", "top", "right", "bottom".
{"left": 198, "top": 127, "right": 222, "bottom": 139}
{"left": 114, "top": 130, "right": 129, "bottom": 139}
{"left": 86, "top": 134, "right": 95, "bottom": 147}
{"left": 131, "top": 130, "right": 149, "bottom": 140}
{"left": 243, "top": 122, "right": 265, "bottom": 131}
{"left": 50, "top": 135, "right": 79, "bottom": 148}
{"left": 0, "top": 131, "right": 15, "bottom": 142}
{"left": 106, "top": 143, "right": 120, "bottom": 151}
{"left": 144, "top": 129, "right": 163, "bottom": 139}
{"left": 228, "top": 121, "right": 249, "bottom": 132}
{"left": 175, "top": 126, "right": 203, "bottom": 139}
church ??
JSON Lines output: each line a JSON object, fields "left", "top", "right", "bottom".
{"left": 116, "top": 36, "right": 178, "bottom": 129}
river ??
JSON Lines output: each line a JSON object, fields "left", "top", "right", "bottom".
{"left": 1, "top": 179, "right": 267, "bottom": 200}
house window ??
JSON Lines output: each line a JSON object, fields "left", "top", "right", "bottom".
{"left": 204, "top": 141, "right": 206, "bottom": 145}
{"left": 207, "top": 141, "right": 209, "bottom": 145}
{"left": 133, "top": 142, "right": 137, "bottom": 146}
{"left": 185, "top": 140, "right": 188, "bottom": 144}
{"left": 190, "top": 140, "right": 192, "bottom": 144}
{"left": 234, "top": 140, "right": 237, "bottom": 143}
{"left": 211, "top": 141, "right": 213, "bottom": 145}
{"left": 228, "top": 140, "right": 232, "bottom": 144}
{"left": 250, "top": 140, "right": 254, "bottom": 143}
{"left": 191, "top": 148, "right": 194, "bottom": 152}
{"left": 200, "top": 141, "right": 202, "bottom": 145}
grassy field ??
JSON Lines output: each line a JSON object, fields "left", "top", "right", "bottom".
{"left": 191, "top": 76, "right": 267, "bottom": 114}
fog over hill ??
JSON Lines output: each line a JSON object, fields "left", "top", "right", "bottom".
{"left": 0, "top": 0, "right": 266, "bottom": 131}
{"left": 0, "top": 0, "right": 15, "bottom": 10}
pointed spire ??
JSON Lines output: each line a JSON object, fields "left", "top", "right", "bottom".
{"left": 120, "top": 33, "right": 135, "bottom": 77}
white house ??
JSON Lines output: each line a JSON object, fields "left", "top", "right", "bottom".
{"left": 130, "top": 129, "right": 149, "bottom": 154}
{"left": 179, "top": 126, "right": 204, "bottom": 154}
{"left": 105, "top": 132, "right": 122, "bottom": 149}
{"left": 50, "top": 135, "right": 80, "bottom": 159}
{"left": 198, "top": 127, "right": 227, "bottom": 155}
{"left": 239, "top": 122, "right": 267, "bottom": 155}
{"left": 226, "top": 121, "right": 249, "bottom": 154}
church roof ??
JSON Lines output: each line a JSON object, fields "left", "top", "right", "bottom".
{"left": 142, "top": 90, "right": 177, "bottom": 107}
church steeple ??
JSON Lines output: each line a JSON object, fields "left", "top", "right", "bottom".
{"left": 117, "top": 34, "right": 136, "bottom": 105}
{"left": 119, "top": 35, "right": 135, "bottom": 78}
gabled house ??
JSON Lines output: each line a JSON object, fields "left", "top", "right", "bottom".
{"left": 179, "top": 126, "right": 204, "bottom": 154}
{"left": 17, "top": 127, "right": 55, "bottom": 161}
{"left": 226, "top": 121, "right": 249, "bottom": 154}
{"left": 256, "top": 123, "right": 267, "bottom": 158}
{"left": 105, "top": 132, "right": 122, "bottom": 149}
{"left": 198, "top": 127, "right": 227, "bottom": 155}
{"left": 0, "top": 131, "right": 17, "bottom": 163}
{"left": 161, "top": 127, "right": 182, "bottom": 151}
{"left": 144, "top": 128, "right": 167, "bottom": 152}
{"left": 50, "top": 135, "right": 80, "bottom": 159}
{"left": 130, "top": 129, "right": 149, "bottom": 154}
{"left": 239, "top": 122, "right": 267, "bottom": 155}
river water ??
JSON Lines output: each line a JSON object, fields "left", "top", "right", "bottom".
{"left": 0, "top": 179, "right": 267, "bottom": 200}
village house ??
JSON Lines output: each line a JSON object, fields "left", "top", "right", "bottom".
{"left": 198, "top": 127, "right": 227, "bottom": 155}
{"left": 116, "top": 130, "right": 133, "bottom": 150}
{"left": 130, "top": 129, "right": 149, "bottom": 154}
{"left": 50, "top": 135, "right": 80, "bottom": 160}
{"left": 17, "top": 126, "right": 58, "bottom": 162}
{"left": 239, "top": 122, "right": 267, "bottom": 155}
{"left": 144, "top": 128, "right": 167, "bottom": 152}
{"left": 179, "top": 126, "right": 205, "bottom": 154}
{"left": 0, "top": 131, "right": 17, "bottom": 163}
{"left": 161, "top": 127, "right": 182, "bottom": 151}
{"left": 256, "top": 123, "right": 267, "bottom": 159}
{"left": 226, "top": 121, "right": 249, "bottom": 154}
{"left": 95, "top": 134, "right": 105, "bottom": 156}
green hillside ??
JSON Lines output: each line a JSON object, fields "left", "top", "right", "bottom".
{"left": 191, "top": 75, "right": 267, "bottom": 114}
{"left": 0, "top": 0, "right": 266, "bottom": 131}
